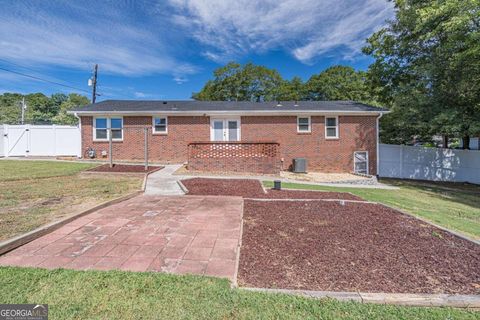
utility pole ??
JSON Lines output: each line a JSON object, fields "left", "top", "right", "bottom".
{"left": 90, "top": 64, "right": 98, "bottom": 103}
{"left": 20, "top": 97, "right": 27, "bottom": 124}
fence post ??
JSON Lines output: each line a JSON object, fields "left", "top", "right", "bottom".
{"left": 53, "top": 124, "right": 57, "bottom": 156}
{"left": 25, "top": 124, "right": 30, "bottom": 157}
{"left": 109, "top": 128, "right": 113, "bottom": 168}
{"left": 3, "top": 125, "right": 7, "bottom": 157}
{"left": 144, "top": 127, "right": 149, "bottom": 171}
{"left": 399, "top": 144, "right": 404, "bottom": 178}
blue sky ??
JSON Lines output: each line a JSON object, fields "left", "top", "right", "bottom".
{"left": 0, "top": 0, "right": 394, "bottom": 101}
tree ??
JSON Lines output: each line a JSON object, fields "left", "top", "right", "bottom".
{"left": 0, "top": 93, "right": 23, "bottom": 124}
{"left": 305, "top": 65, "right": 372, "bottom": 102}
{"left": 26, "top": 93, "right": 55, "bottom": 124}
{"left": 363, "top": 0, "right": 480, "bottom": 147}
{"left": 277, "top": 77, "right": 306, "bottom": 101}
{"left": 192, "top": 62, "right": 284, "bottom": 101}
{"left": 0, "top": 92, "right": 89, "bottom": 125}
{"left": 53, "top": 93, "right": 90, "bottom": 125}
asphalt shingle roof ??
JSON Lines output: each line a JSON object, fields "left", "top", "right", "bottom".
{"left": 72, "top": 100, "right": 388, "bottom": 113}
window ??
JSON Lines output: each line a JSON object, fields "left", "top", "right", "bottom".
{"left": 354, "top": 151, "right": 369, "bottom": 174}
{"left": 93, "top": 117, "right": 123, "bottom": 141}
{"left": 153, "top": 117, "right": 167, "bottom": 134}
{"left": 297, "top": 116, "right": 311, "bottom": 133}
{"left": 227, "top": 120, "right": 238, "bottom": 141}
{"left": 95, "top": 118, "right": 107, "bottom": 140}
{"left": 110, "top": 118, "right": 123, "bottom": 140}
{"left": 325, "top": 116, "right": 338, "bottom": 138}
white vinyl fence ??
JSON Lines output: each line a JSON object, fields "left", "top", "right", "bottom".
{"left": 379, "top": 144, "right": 480, "bottom": 184}
{"left": 0, "top": 124, "right": 81, "bottom": 157}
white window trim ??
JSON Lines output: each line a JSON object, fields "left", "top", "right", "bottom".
{"left": 297, "top": 116, "right": 311, "bottom": 133}
{"left": 325, "top": 116, "right": 339, "bottom": 139}
{"left": 353, "top": 151, "right": 369, "bottom": 175}
{"left": 210, "top": 117, "right": 241, "bottom": 141}
{"left": 152, "top": 116, "right": 168, "bottom": 135}
{"left": 93, "top": 116, "right": 123, "bottom": 142}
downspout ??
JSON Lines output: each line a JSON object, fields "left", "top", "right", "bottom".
{"left": 376, "top": 112, "right": 383, "bottom": 177}
{"left": 74, "top": 112, "right": 82, "bottom": 158}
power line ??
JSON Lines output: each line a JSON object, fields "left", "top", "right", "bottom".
{"left": 0, "top": 66, "right": 91, "bottom": 94}
{"left": 0, "top": 58, "right": 95, "bottom": 94}
{"left": 0, "top": 58, "right": 50, "bottom": 75}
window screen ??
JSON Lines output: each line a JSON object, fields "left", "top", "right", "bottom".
{"left": 95, "top": 118, "right": 107, "bottom": 140}
{"left": 297, "top": 117, "right": 310, "bottom": 132}
{"left": 154, "top": 117, "right": 167, "bottom": 133}
{"left": 325, "top": 117, "right": 338, "bottom": 138}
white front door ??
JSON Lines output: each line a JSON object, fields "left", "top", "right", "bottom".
{"left": 210, "top": 118, "right": 240, "bottom": 141}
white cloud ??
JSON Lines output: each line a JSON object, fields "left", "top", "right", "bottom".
{"left": 173, "top": 76, "right": 188, "bottom": 84}
{"left": 134, "top": 91, "right": 148, "bottom": 98}
{"left": 0, "top": 1, "right": 197, "bottom": 77}
{"left": 168, "top": 0, "right": 394, "bottom": 63}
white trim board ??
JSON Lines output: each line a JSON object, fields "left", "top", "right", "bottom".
{"left": 71, "top": 110, "right": 389, "bottom": 117}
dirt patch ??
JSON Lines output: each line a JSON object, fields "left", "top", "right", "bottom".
{"left": 238, "top": 200, "right": 480, "bottom": 294}
{"left": 0, "top": 173, "right": 143, "bottom": 242}
{"left": 87, "top": 164, "right": 163, "bottom": 173}
{"left": 181, "top": 178, "right": 361, "bottom": 200}
{"left": 281, "top": 171, "right": 372, "bottom": 183}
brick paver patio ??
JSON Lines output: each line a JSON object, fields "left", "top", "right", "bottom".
{"left": 0, "top": 195, "right": 243, "bottom": 281}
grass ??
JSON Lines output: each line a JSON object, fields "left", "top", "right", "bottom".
{"left": 0, "top": 160, "right": 96, "bottom": 181}
{"left": 264, "top": 179, "right": 480, "bottom": 239}
{"left": 0, "top": 160, "right": 143, "bottom": 241}
{"left": 0, "top": 267, "right": 477, "bottom": 320}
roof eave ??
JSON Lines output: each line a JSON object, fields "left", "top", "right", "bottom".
{"left": 68, "top": 109, "right": 389, "bottom": 116}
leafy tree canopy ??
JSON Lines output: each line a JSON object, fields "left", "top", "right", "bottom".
{"left": 305, "top": 65, "right": 372, "bottom": 102}
{"left": 363, "top": 0, "right": 480, "bottom": 146}
{"left": 192, "top": 62, "right": 284, "bottom": 102}
{"left": 193, "top": 62, "right": 374, "bottom": 104}
{"left": 0, "top": 92, "right": 89, "bottom": 125}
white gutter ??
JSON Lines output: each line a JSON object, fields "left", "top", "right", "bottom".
{"left": 73, "top": 112, "right": 82, "bottom": 158}
{"left": 376, "top": 112, "right": 384, "bottom": 176}
{"left": 67, "top": 110, "right": 390, "bottom": 117}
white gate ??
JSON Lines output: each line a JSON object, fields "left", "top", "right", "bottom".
{"left": 6, "top": 126, "right": 29, "bottom": 156}
{"left": 0, "top": 125, "right": 81, "bottom": 157}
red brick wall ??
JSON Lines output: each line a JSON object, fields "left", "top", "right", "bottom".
{"left": 240, "top": 116, "right": 377, "bottom": 174}
{"left": 81, "top": 116, "right": 210, "bottom": 163}
{"left": 81, "top": 114, "right": 378, "bottom": 174}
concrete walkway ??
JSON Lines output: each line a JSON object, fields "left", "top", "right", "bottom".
{"left": 145, "top": 165, "right": 186, "bottom": 195}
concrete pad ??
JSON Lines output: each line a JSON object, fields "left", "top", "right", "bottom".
{"left": 0, "top": 194, "right": 243, "bottom": 282}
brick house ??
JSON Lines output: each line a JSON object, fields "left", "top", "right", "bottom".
{"left": 70, "top": 100, "right": 388, "bottom": 175}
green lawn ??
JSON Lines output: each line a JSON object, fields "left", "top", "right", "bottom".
{"left": 0, "top": 267, "right": 476, "bottom": 320}
{"left": 264, "top": 179, "right": 480, "bottom": 240}
{"left": 0, "top": 160, "right": 143, "bottom": 241}
{"left": 0, "top": 160, "right": 95, "bottom": 181}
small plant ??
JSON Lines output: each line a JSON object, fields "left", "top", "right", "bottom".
{"left": 432, "top": 231, "right": 443, "bottom": 239}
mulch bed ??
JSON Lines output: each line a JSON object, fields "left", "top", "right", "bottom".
{"left": 181, "top": 178, "right": 361, "bottom": 200}
{"left": 238, "top": 200, "right": 480, "bottom": 294}
{"left": 87, "top": 164, "right": 163, "bottom": 173}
